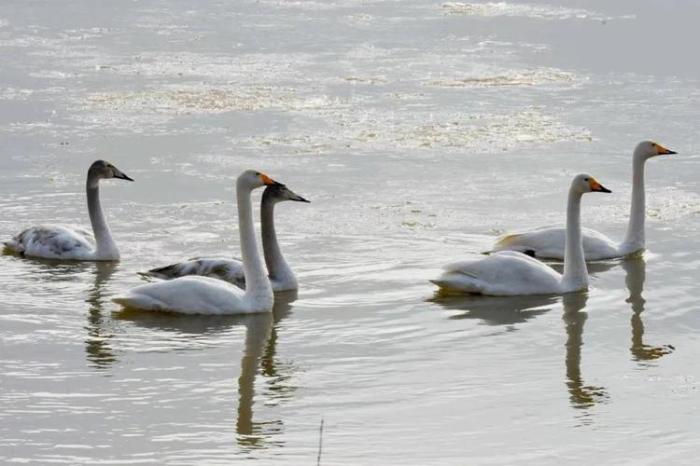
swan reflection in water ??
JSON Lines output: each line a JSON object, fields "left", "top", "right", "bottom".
{"left": 85, "top": 261, "right": 119, "bottom": 369}
{"left": 237, "top": 290, "right": 298, "bottom": 449}
{"left": 116, "top": 289, "right": 298, "bottom": 450}
{"left": 562, "top": 291, "right": 608, "bottom": 411}
{"left": 9, "top": 258, "right": 121, "bottom": 370}
{"left": 431, "top": 293, "right": 557, "bottom": 327}
{"left": 622, "top": 257, "right": 674, "bottom": 363}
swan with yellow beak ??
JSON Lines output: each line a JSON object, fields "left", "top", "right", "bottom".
{"left": 432, "top": 174, "right": 611, "bottom": 296}
{"left": 491, "top": 141, "right": 677, "bottom": 260}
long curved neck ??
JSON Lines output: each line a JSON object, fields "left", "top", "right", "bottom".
{"left": 86, "top": 177, "right": 119, "bottom": 260}
{"left": 237, "top": 182, "right": 273, "bottom": 302}
{"left": 261, "top": 199, "right": 296, "bottom": 287}
{"left": 622, "top": 155, "right": 646, "bottom": 252}
{"left": 562, "top": 187, "right": 588, "bottom": 292}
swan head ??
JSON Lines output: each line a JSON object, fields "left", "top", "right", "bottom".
{"left": 573, "top": 174, "right": 612, "bottom": 194}
{"left": 88, "top": 160, "right": 134, "bottom": 183}
{"left": 238, "top": 169, "right": 283, "bottom": 190}
{"left": 634, "top": 140, "right": 677, "bottom": 160}
{"left": 263, "top": 184, "right": 310, "bottom": 204}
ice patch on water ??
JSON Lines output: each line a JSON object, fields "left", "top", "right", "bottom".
{"left": 85, "top": 86, "right": 339, "bottom": 115}
{"left": 259, "top": 0, "right": 379, "bottom": 10}
{"left": 392, "top": 110, "right": 590, "bottom": 150}
{"left": 648, "top": 187, "right": 700, "bottom": 222}
{"left": 109, "top": 51, "right": 313, "bottom": 84}
{"left": 242, "top": 108, "right": 591, "bottom": 154}
{"left": 0, "top": 88, "right": 35, "bottom": 100}
{"left": 28, "top": 70, "right": 75, "bottom": 80}
{"left": 426, "top": 67, "right": 576, "bottom": 88}
{"left": 442, "top": 2, "right": 623, "bottom": 21}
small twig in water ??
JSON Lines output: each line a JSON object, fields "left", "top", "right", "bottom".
{"left": 317, "top": 417, "right": 324, "bottom": 466}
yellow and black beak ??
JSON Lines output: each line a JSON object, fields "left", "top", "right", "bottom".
{"left": 589, "top": 178, "right": 612, "bottom": 193}
{"left": 260, "top": 173, "right": 283, "bottom": 187}
{"left": 654, "top": 142, "right": 677, "bottom": 155}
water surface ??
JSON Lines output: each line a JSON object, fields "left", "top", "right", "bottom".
{"left": 2, "top": 0, "right": 700, "bottom": 464}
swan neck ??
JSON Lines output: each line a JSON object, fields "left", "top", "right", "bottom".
{"left": 261, "top": 199, "right": 295, "bottom": 285}
{"left": 86, "top": 176, "right": 118, "bottom": 260}
{"left": 237, "top": 181, "right": 273, "bottom": 300}
{"left": 623, "top": 155, "right": 646, "bottom": 251}
{"left": 562, "top": 187, "right": 588, "bottom": 292}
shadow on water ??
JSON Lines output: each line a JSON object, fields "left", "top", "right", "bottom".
{"left": 622, "top": 257, "right": 675, "bottom": 364}
{"left": 562, "top": 291, "right": 609, "bottom": 414}
{"left": 84, "top": 261, "right": 119, "bottom": 370}
{"left": 431, "top": 293, "right": 557, "bottom": 327}
{"left": 115, "top": 289, "right": 299, "bottom": 451}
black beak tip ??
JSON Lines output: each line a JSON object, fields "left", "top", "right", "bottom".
{"left": 668, "top": 150, "right": 678, "bottom": 155}
{"left": 123, "top": 175, "right": 135, "bottom": 182}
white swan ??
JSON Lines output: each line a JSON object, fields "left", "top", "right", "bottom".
{"left": 431, "top": 174, "right": 611, "bottom": 296}
{"left": 146, "top": 184, "right": 309, "bottom": 291}
{"left": 3, "top": 160, "right": 133, "bottom": 261}
{"left": 491, "top": 141, "right": 676, "bottom": 260}
{"left": 112, "top": 170, "right": 278, "bottom": 315}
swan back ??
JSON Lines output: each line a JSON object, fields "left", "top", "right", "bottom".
{"left": 432, "top": 251, "right": 563, "bottom": 296}
{"left": 113, "top": 276, "right": 262, "bottom": 315}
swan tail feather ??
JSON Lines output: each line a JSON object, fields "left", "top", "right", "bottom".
{"left": 430, "top": 273, "right": 483, "bottom": 294}
{"left": 492, "top": 232, "right": 522, "bottom": 251}
{"left": 113, "top": 293, "right": 168, "bottom": 311}
{"left": 146, "top": 263, "right": 183, "bottom": 279}
{"left": 3, "top": 238, "right": 22, "bottom": 254}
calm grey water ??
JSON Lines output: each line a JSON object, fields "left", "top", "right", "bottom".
{"left": 2, "top": 0, "right": 700, "bottom": 464}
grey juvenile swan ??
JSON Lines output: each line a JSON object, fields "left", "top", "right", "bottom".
{"left": 4, "top": 160, "right": 133, "bottom": 261}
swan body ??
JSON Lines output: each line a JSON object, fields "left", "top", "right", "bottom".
{"left": 113, "top": 170, "right": 279, "bottom": 315}
{"left": 433, "top": 250, "right": 564, "bottom": 295}
{"left": 5, "top": 225, "right": 97, "bottom": 260}
{"left": 3, "top": 160, "right": 133, "bottom": 261}
{"left": 149, "top": 257, "right": 247, "bottom": 287}
{"left": 432, "top": 174, "right": 611, "bottom": 296}
{"left": 113, "top": 275, "right": 266, "bottom": 315}
{"left": 491, "top": 141, "right": 676, "bottom": 260}
{"left": 147, "top": 184, "right": 309, "bottom": 291}
{"left": 493, "top": 226, "right": 620, "bottom": 261}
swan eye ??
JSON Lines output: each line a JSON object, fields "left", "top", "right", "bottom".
{"left": 584, "top": 178, "right": 589, "bottom": 182}
{"left": 255, "top": 171, "right": 260, "bottom": 176}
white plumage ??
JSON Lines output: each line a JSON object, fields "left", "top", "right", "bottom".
{"left": 432, "top": 250, "right": 563, "bottom": 296}
{"left": 492, "top": 227, "right": 619, "bottom": 261}
{"left": 113, "top": 275, "right": 257, "bottom": 315}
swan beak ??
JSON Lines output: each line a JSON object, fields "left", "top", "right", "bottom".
{"left": 115, "top": 172, "right": 134, "bottom": 181}
{"left": 654, "top": 143, "right": 677, "bottom": 155}
{"left": 260, "top": 173, "right": 282, "bottom": 186}
{"left": 590, "top": 179, "right": 611, "bottom": 193}
{"left": 289, "top": 192, "right": 311, "bottom": 203}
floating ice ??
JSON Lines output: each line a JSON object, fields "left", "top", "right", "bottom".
{"left": 442, "top": 2, "right": 625, "bottom": 21}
